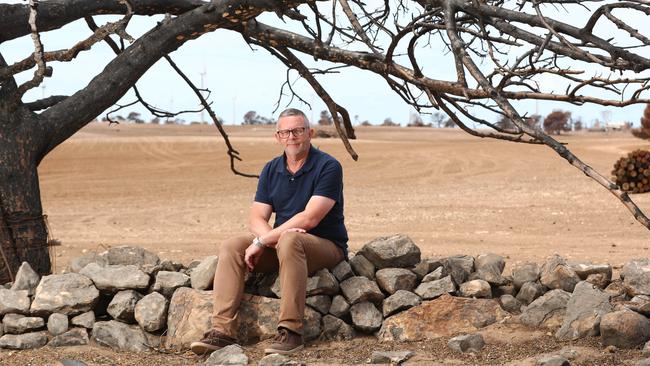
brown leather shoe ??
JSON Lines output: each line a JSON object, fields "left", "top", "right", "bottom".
{"left": 190, "top": 329, "right": 237, "bottom": 355}
{"left": 264, "top": 327, "right": 304, "bottom": 355}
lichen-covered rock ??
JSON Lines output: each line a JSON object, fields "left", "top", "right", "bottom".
{"left": 499, "top": 295, "right": 522, "bottom": 314}
{"left": 520, "top": 289, "right": 571, "bottom": 329}
{"left": 540, "top": 255, "right": 580, "bottom": 293}
{"left": 358, "top": 234, "right": 421, "bottom": 269}
{"left": 320, "top": 315, "right": 354, "bottom": 341}
{"left": 204, "top": 344, "right": 248, "bottom": 366}
{"left": 190, "top": 255, "right": 218, "bottom": 290}
{"left": 605, "top": 280, "right": 629, "bottom": 302}
{"left": 48, "top": 328, "right": 89, "bottom": 347}
{"left": 370, "top": 351, "right": 415, "bottom": 364}
{"left": 555, "top": 281, "right": 612, "bottom": 341}
{"left": 30, "top": 273, "right": 99, "bottom": 316}
{"left": 0, "top": 289, "right": 30, "bottom": 315}
{"left": 458, "top": 280, "right": 492, "bottom": 299}
{"left": 378, "top": 294, "right": 507, "bottom": 341}
{"left": 102, "top": 246, "right": 160, "bottom": 269}
{"left": 331, "top": 260, "right": 354, "bottom": 282}
{"left": 448, "top": 333, "right": 485, "bottom": 353}
{"left": 441, "top": 255, "right": 474, "bottom": 285}
{"left": 71, "top": 311, "right": 95, "bottom": 329}
{"left": 306, "top": 269, "right": 339, "bottom": 296}
{"left": 375, "top": 268, "right": 417, "bottom": 294}
{"left": 349, "top": 254, "right": 375, "bottom": 279}
{"left": 600, "top": 310, "right": 650, "bottom": 348}
{"left": 412, "top": 259, "right": 443, "bottom": 280}
{"left": 340, "top": 276, "right": 384, "bottom": 304}
{"left": 622, "top": 259, "right": 650, "bottom": 297}
{"left": 152, "top": 271, "right": 190, "bottom": 298}
{"left": 571, "top": 263, "right": 612, "bottom": 281}
{"left": 306, "top": 295, "right": 331, "bottom": 315}
{"left": 586, "top": 272, "right": 611, "bottom": 289}
{"left": 135, "top": 292, "right": 169, "bottom": 332}
{"left": 536, "top": 355, "right": 570, "bottom": 366}
{"left": 10, "top": 262, "right": 40, "bottom": 296}
{"left": 303, "top": 306, "right": 322, "bottom": 341}
{"left": 512, "top": 263, "right": 541, "bottom": 290}
{"left": 329, "top": 295, "right": 350, "bottom": 318}
{"left": 79, "top": 263, "right": 150, "bottom": 292}
{"left": 69, "top": 252, "right": 108, "bottom": 273}
{"left": 414, "top": 276, "right": 456, "bottom": 300}
{"left": 92, "top": 320, "right": 149, "bottom": 352}
{"left": 107, "top": 290, "right": 142, "bottom": 323}
{"left": 516, "top": 281, "right": 546, "bottom": 305}
{"left": 350, "top": 301, "right": 383, "bottom": 333}
{"left": 3, "top": 314, "right": 45, "bottom": 334}
{"left": 0, "top": 332, "right": 48, "bottom": 349}
{"left": 47, "top": 313, "right": 69, "bottom": 336}
{"left": 383, "top": 290, "right": 421, "bottom": 317}
{"left": 474, "top": 253, "right": 506, "bottom": 285}
{"left": 421, "top": 266, "right": 446, "bottom": 283}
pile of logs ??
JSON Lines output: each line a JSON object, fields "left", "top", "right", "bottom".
{"left": 612, "top": 149, "right": 650, "bottom": 193}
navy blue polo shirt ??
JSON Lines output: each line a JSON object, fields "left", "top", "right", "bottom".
{"left": 254, "top": 145, "right": 348, "bottom": 256}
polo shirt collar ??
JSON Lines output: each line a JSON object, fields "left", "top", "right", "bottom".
{"left": 277, "top": 144, "right": 318, "bottom": 176}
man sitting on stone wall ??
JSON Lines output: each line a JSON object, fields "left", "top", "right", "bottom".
{"left": 190, "top": 108, "right": 348, "bottom": 355}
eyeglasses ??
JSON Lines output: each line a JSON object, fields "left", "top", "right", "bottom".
{"left": 276, "top": 127, "right": 307, "bottom": 139}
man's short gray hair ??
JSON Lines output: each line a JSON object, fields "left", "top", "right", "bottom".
{"left": 278, "top": 108, "right": 310, "bottom": 128}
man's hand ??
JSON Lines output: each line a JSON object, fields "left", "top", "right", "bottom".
{"left": 244, "top": 244, "right": 265, "bottom": 272}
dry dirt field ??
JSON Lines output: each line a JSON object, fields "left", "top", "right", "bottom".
{"left": 3, "top": 122, "right": 650, "bottom": 365}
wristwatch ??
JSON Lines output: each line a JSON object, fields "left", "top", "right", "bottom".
{"left": 252, "top": 237, "right": 266, "bottom": 249}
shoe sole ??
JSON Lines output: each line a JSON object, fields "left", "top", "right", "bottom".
{"left": 190, "top": 341, "right": 221, "bottom": 355}
{"left": 263, "top": 344, "right": 304, "bottom": 355}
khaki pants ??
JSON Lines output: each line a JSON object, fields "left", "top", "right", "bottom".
{"left": 211, "top": 232, "right": 344, "bottom": 337}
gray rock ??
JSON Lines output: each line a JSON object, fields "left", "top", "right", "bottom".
{"left": 536, "top": 355, "right": 570, "bottom": 366}
{"left": 0, "top": 331, "right": 48, "bottom": 349}
{"left": 47, "top": 313, "right": 69, "bottom": 336}
{"left": 102, "top": 246, "right": 160, "bottom": 269}
{"left": 571, "top": 263, "right": 612, "bottom": 281}
{"left": 540, "top": 255, "right": 581, "bottom": 293}
{"left": 107, "top": 290, "right": 142, "bottom": 323}
{"left": 441, "top": 255, "right": 474, "bottom": 285}
{"left": 70, "top": 311, "right": 95, "bottom": 328}
{"left": 329, "top": 295, "right": 350, "bottom": 318}
{"left": 555, "top": 281, "right": 612, "bottom": 341}
{"left": 92, "top": 320, "right": 149, "bottom": 352}
{"left": 48, "top": 328, "right": 89, "bottom": 347}
{"left": 513, "top": 263, "right": 541, "bottom": 290}
{"left": 3, "top": 314, "right": 45, "bottom": 334}
{"left": 421, "top": 266, "right": 446, "bottom": 283}
{"left": 458, "top": 279, "right": 492, "bottom": 299}
{"left": 0, "top": 289, "right": 30, "bottom": 315}
{"left": 516, "top": 281, "right": 546, "bottom": 305}
{"left": 383, "top": 290, "right": 421, "bottom": 317}
{"left": 375, "top": 268, "right": 417, "bottom": 294}
{"left": 331, "top": 260, "right": 354, "bottom": 282}
{"left": 350, "top": 301, "right": 382, "bottom": 333}
{"left": 370, "top": 350, "right": 415, "bottom": 364}
{"left": 134, "top": 292, "right": 169, "bottom": 332}
{"left": 303, "top": 306, "right": 322, "bottom": 342}
{"left": 600, "top": 310, "right": 650, "bottom": 348}
{"left": 520, "top": 289, "right": 571, "bottom": 329}
{"left": 643, "top": 340, "right": 650, "bottom": 357}
{"left": 605, "top": 280, "right": 629, "bottom": 302}
{"left": 499, "top": 295, "right": 522, "bottom": 314}
{"left": 340, "top": 276, "right": 384, "bottom": 304}
{"left": 495, "top": 284, "right": 516, "bottom": 297}
{"left": 349, "top": 254, "right": 375, "bottom": 279}
{"left": 414, "top": 275, "right": 456, "bottom": 300}
{"left": 638, "top": 359, "right": 650, "bottom": 366}
{"left": 31, "top": 269, "right": 97, "bottom": 316}
{"left": 306, "top": 295, "right": 331, "bottom": 315}
{"left": 358, "top": 234, "right": 421, "bottom": 269}
{"left": 258, "top": 353, "right": 299, "bottom": 366}
{"left": 190, "top": 255, "right": 218, "bottom": 290}
{"left": 69, "top": 252, "right": 108, "bottom": 273}
{"left": 80, "top": 263, "right": 150, "bottom": 292}
{"left": 622, "top": 259, "right": 650, "bottom": 297}
{"left": 204, "top": 344, "right": 248, "bottom": 366}
{"left": 306, "top": 268, "right": 339, "bottom": 296}
{"left": 448, "top": 333, "right": 485, "bottom": 353}
{"left": 10, "top": 262, "right": 40, "bottom": 295}
{"left": 586, "top": 273, "right": 611, "bottom": 289}
{"left": 152, "top": 271, "right": 190, "bottom": 298}
{"left": 475, "top": 253, "right": 506, "bottom": 285}
{"left": 411, "top": 259, "right": 443, "bottom": 280}
{"left": 320, "top": 314, "right": 354, "bottom": 341}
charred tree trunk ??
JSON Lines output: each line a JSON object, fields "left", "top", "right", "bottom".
{"left": 0, "top": 101, "right": 51, "bottom": 284}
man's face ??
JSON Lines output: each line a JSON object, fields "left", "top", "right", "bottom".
{"left": 275, "top": 115, "right": 314, "bottom": 159}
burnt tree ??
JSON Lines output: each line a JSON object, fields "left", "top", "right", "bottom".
{"left": 1, "top": 0, "right": 650, "bottom": 282}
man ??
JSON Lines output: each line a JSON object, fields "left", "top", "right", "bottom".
{"left": 190, "top": 108, "right": 348, "bottom": 355}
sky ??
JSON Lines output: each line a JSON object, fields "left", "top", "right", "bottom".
{"left": 1, "top": 0, "right": 649, "bottom": 127}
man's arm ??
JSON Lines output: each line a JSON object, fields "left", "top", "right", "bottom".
{"left": 249, "top": 202, "right": 273, "bottom": 237}
{"left": 257, "top": 195, "right": 335, "bottom": 247}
